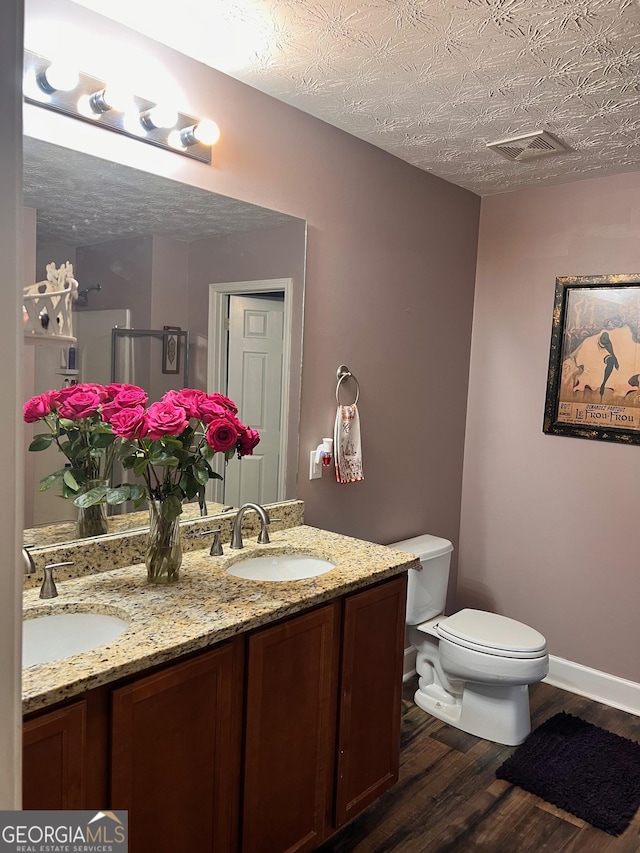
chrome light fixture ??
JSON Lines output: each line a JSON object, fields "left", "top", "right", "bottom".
{"left": 23, "top": 50, "right": 219, "bottom": 164}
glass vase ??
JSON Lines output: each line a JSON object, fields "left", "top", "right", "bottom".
{"left": 76, "top": 479, "right": 109, "bottom": 538}
{"left": 146, "top": 500, "right": 182, "bottom": 584}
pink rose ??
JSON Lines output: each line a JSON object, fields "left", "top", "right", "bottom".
{"left": 196, "top": 397, "right": 227, "bottom": 423}
{"left": 205, "top": 416, "right": 239, "bottom": 452}
{"left": 57, "top": 390, "right": 103, "bottom": 420}
{"left": 238, "top": 427, "right": 260, "bottom": 456}
{"left": 101, "top": 386, "right": 149, "bottom": 420}
{"left": 106, "top": 383, "right": 144, "bottom": 399}
{"left": 69, "top": 383, "right": 110, "bottom": 402}
{"left": 163, "top": 389, "right": 206, "bottom": 419}
{"left": 108, "top": 406, "right": 148, "bottom": 440}
{"left": 146, "top": 400, "right": 189, "bottom": 439}
{"left": 109, "top": 385, "right": 148, "bottom": 408}
{"left": 208, "top": 392, "right": 238, "bottom": 414}
{"left": 23, "top": 391, "right": 56, "bottom": 423}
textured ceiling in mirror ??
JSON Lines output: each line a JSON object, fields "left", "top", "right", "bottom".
{"left": 72, "top": 0, "right": 640, "bottom": 196}
{"left": 23, "top": 137, "right": 296, "bottom": 246}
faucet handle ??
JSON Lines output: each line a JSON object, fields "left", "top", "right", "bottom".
{"left": 257, "top": 517, "right": 275, "bottom": 545}
{"left": 39, "top": 561, "right": 73, "bottom": 600}
{"left": 22, "top": 546, "right": 36, "bottom": 576}
{"left": 197, "top": 528, "right": 224, "bottom": 556}
{"left": 209, "top": 529, "right": 223, "bottom": 557}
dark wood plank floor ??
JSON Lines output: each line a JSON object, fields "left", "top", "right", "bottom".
{"left": 318, "top": 678, "right": 640, "bottom": 852}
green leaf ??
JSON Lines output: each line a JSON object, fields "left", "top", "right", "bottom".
{"left": 130, "top": 484, "right": 146, "bottom": 501}
{"left": 193, "top": 464, "right": 209, "bottom": 485}
{"left": 90, "top": 431, "right": 116, "bottom": 448}
{"left": 63, "top": 469, "right": 80, "bottom": 491}
{"left": 159, "top": 436, "right": 183, "bottom": 450}
{"left": 202, "top": 444, "right": 217, "bottom": 461}
{"left": 133, "top": 457, "right": 149, "bottom": 477}
{"left": 105, "top": 486, "right": 131, "bottom": 505}
{"left": 38, "top": 470, "right": 63, "bottom": 491}
{"left": 161, "top": 494, "right": 183, "bottom": 522}
{"left": 148, "top": 452, "right": 179, "bottom": 469}
{"left": 73, "top": 484, "right": 109, "bottom": 507}
{"left": 28, "top": 433, "right": 54, "bottom": 452}
{"left": 180, "top": 472, "right": 198, "bottom": 500}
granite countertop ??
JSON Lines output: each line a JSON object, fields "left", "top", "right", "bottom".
{"left": 23, "top": 500, "right": 231, "bottom": 549}
{"left": 22, "top": 525, "right": 419, "bottom": 715}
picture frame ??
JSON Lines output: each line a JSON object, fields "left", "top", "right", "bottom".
{"left": 162, "top": 325, "right": 181, "bottom": 375}
{"left": 543, "top": 274, "right": 640, "bottom": 445}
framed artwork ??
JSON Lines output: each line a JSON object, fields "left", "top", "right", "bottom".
{"left": 543, "top": 274, "right": 640, "bottom": 444}
{"left": 162, "top": 326, "right": 181, "bottom": 375}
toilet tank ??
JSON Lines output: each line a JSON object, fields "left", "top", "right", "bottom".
{"left": 389, "top": 534, "right": 454, "bottom": 625}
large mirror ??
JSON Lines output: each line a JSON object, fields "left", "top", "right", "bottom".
{"left": 22, "top": 136, "right": 306, "bottom": 548}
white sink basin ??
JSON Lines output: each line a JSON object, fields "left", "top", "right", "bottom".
{"left": 23, "top": 611, "right": 130, "bottom": 668}
{"left": 227, "top": 553, "right": 336, "bottom": 582}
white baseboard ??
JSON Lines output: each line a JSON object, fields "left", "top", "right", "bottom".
{"left": 404, "top": 646, "right": 640, "bottom": 716}
{"left": 403, "top": 646, "right": 416, "bottom": 682}
{"left": 545, "top": 654, "right": 640, "bottom": 717}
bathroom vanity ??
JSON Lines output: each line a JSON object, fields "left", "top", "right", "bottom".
{"left": 22, "top": 512, "right": 417, "bottom": 853}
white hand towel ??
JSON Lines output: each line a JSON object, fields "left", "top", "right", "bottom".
{"left": 334, "top": 404, "right": 364, "bottom": 484}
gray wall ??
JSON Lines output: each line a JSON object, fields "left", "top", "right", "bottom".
{"left": 461, "top": 170, "right": 640, "bottom": 683}
{"left": 26, "top": 0, "right": 481, "bottom": 562}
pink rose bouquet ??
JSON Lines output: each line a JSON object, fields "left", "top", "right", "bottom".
{"left": 23, "top": 382, "right": 146, "bottom": 506}
{"left": 23, "top": 384, "right": 260, "bottom": 521}
{"left": 106, "top": 388, "right": 260, "bottom": 521}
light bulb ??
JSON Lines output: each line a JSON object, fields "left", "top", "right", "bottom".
{"left": 23, "top": 68, "right": 49, "bottom": 102}
{"left": 193, "top": 119, "right": 220, "bottom": 146}
{"left": 38, "top": 62, "right": 79, "bottom": 93}
{"left": 179, "top": 119, "right": 220, "bottom": 147}
{"left": 140, "top": 104, "right": 178, "bottom": 130}
{"left": 89, "top": 85, "right": 133, "bottom": 114}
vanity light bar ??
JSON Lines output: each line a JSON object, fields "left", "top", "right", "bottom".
{"left": 22, "top": 50, "right": 217, "bottom": 165}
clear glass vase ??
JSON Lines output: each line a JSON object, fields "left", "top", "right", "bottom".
{"left": 146, "top": 500, "right": 182, "bottom": 584}
{"left": 76, "top": 479, "right": 109, "bottom": 538}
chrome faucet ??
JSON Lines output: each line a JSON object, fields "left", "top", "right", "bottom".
{"left": 230, "top": 503, "right": 271, "bottom": 550}
{"left": 22, "top": 547, "right": 36, "bottom": 575}
{"left": 39, "top": 561, "right": 73, "bottom": 599}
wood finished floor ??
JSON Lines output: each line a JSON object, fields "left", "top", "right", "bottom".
{"left": 318, "top": 678, "right": 640, "bottom": 852}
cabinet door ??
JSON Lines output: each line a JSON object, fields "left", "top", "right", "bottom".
{"left": 23, "top": 700, "right": 87, "bottom": 809}
{"left": 243, "top": 604, "right": 339, "bottom": 853}
{"left": 334, "top": 575, "right": 407, "bottom": 827}
{"left": 111, "top": 640, "right": 243, "bottom": 853}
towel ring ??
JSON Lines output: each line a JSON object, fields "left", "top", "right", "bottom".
{"left": 336, "top": 364, "right": 360, "bottom": 405}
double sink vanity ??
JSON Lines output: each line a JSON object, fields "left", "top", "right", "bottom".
{"left": 22, "top": 500, "right": 418, "bottom": 853}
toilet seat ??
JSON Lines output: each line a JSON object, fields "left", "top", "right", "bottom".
{"left": 437, "top": 609, "right": 547, "bottom": 660}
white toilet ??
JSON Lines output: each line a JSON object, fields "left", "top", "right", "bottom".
{"left": 390, "top": 534, "right": 549, "bottom": 746}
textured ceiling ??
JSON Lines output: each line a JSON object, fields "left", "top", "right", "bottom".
{"left": 70, "top": 0, "right": 640, "bottom": 196}
{"left": 23, "top": 137, "right": 297, "bottom": 246}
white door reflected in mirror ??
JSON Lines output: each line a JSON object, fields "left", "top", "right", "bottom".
{"left": 225, "top": 293, "right": 284, "bottom": 506}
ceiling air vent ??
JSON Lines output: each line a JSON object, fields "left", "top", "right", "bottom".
{"left": 487, "top": 131, "right": 569, "bottom": 162}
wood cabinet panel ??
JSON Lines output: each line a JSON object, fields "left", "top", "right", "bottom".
{"left": 23, "top": 700, "right": 87, "bottom": 810}
{"left": 334, "top": 575, "right": 407, "bottom": 827}
{"left": 243, "top": 604, "right": 339, "bottom": 853}
{"left": 111, "top": 640, "right": 243, "bottom": 853}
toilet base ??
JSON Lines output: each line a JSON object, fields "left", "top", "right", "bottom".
{"left": 414, "top": 681, "right": 532, "bottom": 746}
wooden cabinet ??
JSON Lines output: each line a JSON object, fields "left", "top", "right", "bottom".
{"left": 335, "top": 575, "right": 407, "bottom": 826}
{"left": 110, "top": 639, "right": 244, "bottom": 853}
{"left": 23, "top": 699, "right": 88, "bottom": 810}
{"left": 242, "top": 574, "right": 408, "bottom": 849}
{"left": 23, "top": 573, "right": 407, "bottom": 853}
{"left": 243, "top": 604, "right": 339, "bottom": 853}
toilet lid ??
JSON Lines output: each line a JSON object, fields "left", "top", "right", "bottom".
{"left": 437, "top": 609, "right": 547, "bottom": 659}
